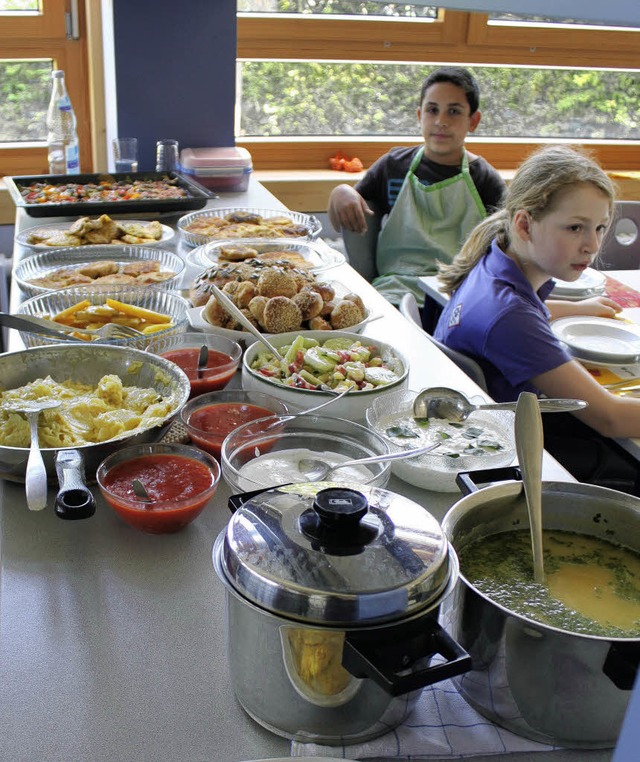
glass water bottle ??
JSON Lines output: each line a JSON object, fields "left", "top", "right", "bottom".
{"left": 46, "top": 70, "right": 80, "bottom": 175}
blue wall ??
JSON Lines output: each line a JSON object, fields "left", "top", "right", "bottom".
{"left": 112, "top": 0, "right": 236, "bottom": 172}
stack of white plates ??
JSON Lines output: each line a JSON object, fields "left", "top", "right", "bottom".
{"left": 551, "top": 315, "right": 640, "bottom": 365}
{"left": 550, "top": 268, "right": 606, "bottom": 301}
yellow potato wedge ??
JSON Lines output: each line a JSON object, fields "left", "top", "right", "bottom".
{"left": 53, "top": 299, "right": 92, "bottom": 321}
{"left": 141, "top": 322, "right": 175, "bottom": 335}
{"left": 105, "top": 298, "right": 171, "bottom": 324}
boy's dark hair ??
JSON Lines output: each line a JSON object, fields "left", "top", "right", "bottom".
{"left": 419, "top": 66, "right": 480, "bottom": 115}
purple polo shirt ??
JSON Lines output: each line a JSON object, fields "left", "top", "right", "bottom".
{"left": 433, "top": 240, "right": 573, "bottom": 402}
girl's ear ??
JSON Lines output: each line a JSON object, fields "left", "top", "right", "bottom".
{"left": 513, "top": 210, "right": 532, "bottom": 241}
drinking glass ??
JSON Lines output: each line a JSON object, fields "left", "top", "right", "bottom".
{"left": 112, "top": 137, "right": 138, "bottom": 173}
{"left": 156, "top": 139, "right": 179, "bottom": 172}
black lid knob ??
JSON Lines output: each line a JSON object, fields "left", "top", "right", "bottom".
{"left": 313, "top": 487, "right": 369, "bottom": 528}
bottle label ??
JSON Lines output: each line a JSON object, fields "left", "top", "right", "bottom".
{"left": 58, "top": 95, "right": 72, "bottom": 112}
{"left": 65, "top": 142, "right": 80, "bottom": 174}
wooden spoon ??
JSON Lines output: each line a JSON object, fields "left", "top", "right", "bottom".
{"left": 515, "top": 392, "right": 545, "bottom": 584}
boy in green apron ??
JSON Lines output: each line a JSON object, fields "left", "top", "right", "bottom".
{"left": 327, "top": 66, "right": 506, "bottom": 309}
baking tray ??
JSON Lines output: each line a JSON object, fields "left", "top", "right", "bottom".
{"left": 4, "top": 171, "right": 216, "bottom": 218}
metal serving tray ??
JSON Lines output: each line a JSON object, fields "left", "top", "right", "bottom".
{"left": 4, "top": 171, "right": 216, "bottom": 218}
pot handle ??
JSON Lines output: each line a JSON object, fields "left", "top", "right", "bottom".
{"left": 342, "top": 617, "right": 471, "bottom": 697}
{"left": 603, "top": 642, "right": 640, "bottom": 690}
{"left": 456, "top": 466, "right": 522, "bottom": 496}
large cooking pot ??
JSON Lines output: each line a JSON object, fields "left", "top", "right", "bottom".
{"left": 212, "top": 483, "right": 471, "bottom": 745}
{"left": 441, "top": 470, "right": 640, "bottom": 748}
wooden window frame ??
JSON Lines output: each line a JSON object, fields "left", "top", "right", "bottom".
{"left": 237, "top": 10, "right": 640, "bottom": 172}
{"left": 0, "top": 0, "right": 93, "bottom": 177}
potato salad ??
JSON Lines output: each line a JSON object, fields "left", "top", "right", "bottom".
{"left": 0, "top": 375, "right": 176, "bottom": 447}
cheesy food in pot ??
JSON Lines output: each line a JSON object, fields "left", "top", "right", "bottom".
{"left": 0, "top": 375, "right": 176, "bottom": 447}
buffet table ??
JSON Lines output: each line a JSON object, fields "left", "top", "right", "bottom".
{"left": 0, "top": 179, "right": 612, "bottom": 762}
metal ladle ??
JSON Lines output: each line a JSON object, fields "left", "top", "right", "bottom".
{"left": 515, "top": 391, "right": 545, "bottom": 584}
{"left": 413, "top": 386, "right": 588, "bottom": 423}
{"left": 298, "top": 442, "right": 441, "bottom": 482}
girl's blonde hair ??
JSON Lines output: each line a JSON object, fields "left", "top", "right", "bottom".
{"left": 437, "top": 145, "right": 616, "bottom": 295}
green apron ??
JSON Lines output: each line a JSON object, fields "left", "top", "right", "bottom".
{"left": 374, "top": 147, "right": 486, "bottom": 306}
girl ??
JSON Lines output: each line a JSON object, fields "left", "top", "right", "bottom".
{"left": 434, "top": 145, "right": 640, "bottom": 447}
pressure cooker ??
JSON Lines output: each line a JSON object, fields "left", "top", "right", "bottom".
{"left": 212, "top": 484, "right": 471, "bottom": 745}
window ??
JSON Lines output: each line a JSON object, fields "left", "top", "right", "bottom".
{"left": 0, "top": 0, "right": 92, "bottom": 176}
{"left": 237, "top": 4, "right": 640, "bottom": 171}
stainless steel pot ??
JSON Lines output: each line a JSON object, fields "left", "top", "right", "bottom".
{"left": 212, "top": 484, "right": 471, "bottom": 745}
{"left": 441, "top": 472, "right": 640, "bottom": 748}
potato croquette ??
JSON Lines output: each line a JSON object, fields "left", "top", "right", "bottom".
{"left": 330, "top": 299, "right": 364, "bottom": 329}
{"left": 256, "top": 268, "right": 298, "bottom": 299}
{"left": 248, "top": 295, "right": 268, "bottom": 325}
{"left": 308, "top": 316, "right": 332, "bottom": 331}
{"left": 343, "top": 292, "right": 366, "bottom": 314}
{"left": 202, "top": 296, "right": 231, "bottom": 328}
{"left": 292, "top": 290, "right": 324, "bottom": 321}
{"left": 310, "top": 282, "right": 335, "bottom": 302}
{"left": 262, "top": 296, "right": 302, "bottom": 334}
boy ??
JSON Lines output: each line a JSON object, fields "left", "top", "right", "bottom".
{"left": 327, "top": 66, "right": 506, "bottom": 307}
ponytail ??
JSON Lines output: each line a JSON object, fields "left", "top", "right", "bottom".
{"left": 438, "top": 209, "right": 509, "bottom": 295}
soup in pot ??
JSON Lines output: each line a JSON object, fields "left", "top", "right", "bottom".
{"left": 459, "top": 530, "right": 640, "bottom": 638}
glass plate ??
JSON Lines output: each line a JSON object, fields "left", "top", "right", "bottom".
{"left": 194, "top": 236, "right": 345, "bottom": 273}
{"left": 16, "top": 220, "right": 175, "bottom": 250}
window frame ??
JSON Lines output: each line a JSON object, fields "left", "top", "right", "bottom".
{"left": 237, "top": 9, "right": 640, "bottom": 171}
{"left": 0, "top": 0, "right": 93, "bottom": 176}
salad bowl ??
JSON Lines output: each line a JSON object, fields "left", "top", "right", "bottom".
{"left": 241, "top": 330, "right": 409, "bottom": 422}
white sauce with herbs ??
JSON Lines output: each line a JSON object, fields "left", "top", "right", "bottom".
{"left": 376, "top": 413, "right": 509, "bottom": 461}
{"left": 235, "top": 447, "right": 375, "bottom": 490}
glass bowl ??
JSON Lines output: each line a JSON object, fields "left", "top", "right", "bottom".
{"left": 177, "top": 206, "right": 322, "bottom": 247}
{"left": 96, "top": 443, "right": 220, "bottom": 534}
{"left": 180, "top": 389, "right": 290, "bottom": 460}
{"left": 365, "top": 389, "right": 516, "bottom": 493}
{"left": 13, "top": 244, "right": 185, "bottom": 298}
{"left": 220, "top": 413, "right": 392, "bottom": 493}
{"left": 146, "top": 331, "right": 241, "bottom": 398}
{"left": 17, "top": 284, "right": 190, "bottom": 350}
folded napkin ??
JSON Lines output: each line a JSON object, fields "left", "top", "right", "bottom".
{"left": 291, "top": 677, "right": 559, "bottom": 759}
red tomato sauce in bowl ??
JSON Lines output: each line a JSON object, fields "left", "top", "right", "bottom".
{"left": 97, "top": 446, "right": 220, "bottom": 533}
{"left": 161, "top": 347, "right": 238, "bottom": 396}
{"left": 186, "top": 402, "right": 277, "bottom": 459}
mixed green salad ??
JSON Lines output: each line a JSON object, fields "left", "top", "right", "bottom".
{"left": 248, "top": 335, "right": 404, "bottom": 391}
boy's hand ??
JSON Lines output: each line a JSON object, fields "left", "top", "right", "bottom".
{"left": 547, "top": 296, "right": 623, "bottom": 320}
{"left": 328, "top": 184, "right": 375, "bottom": 234}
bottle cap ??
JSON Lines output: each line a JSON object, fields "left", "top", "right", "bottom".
{"left": 52, "top": 70, "right": 64, "bottom": 79}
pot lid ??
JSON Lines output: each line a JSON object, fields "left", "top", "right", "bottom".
{"left": 214, "top": 484, "right": 454, "bottom": 626}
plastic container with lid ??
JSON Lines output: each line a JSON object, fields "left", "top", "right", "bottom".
{"left": 178, "top": 146, "right": 252, "bottom": 192}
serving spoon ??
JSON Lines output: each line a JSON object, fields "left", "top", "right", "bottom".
{"left": 209, "top": 284, "right": 285, "bottom": 361}
{"left": 413, "top": 386, "right": 588, "bottom": 423}
{"left": 197, "top": 344, "right": 209, "bottom": 379}
{"left": 5, "top": 399, "right": 62, "bottom": 511}
{"left": 298, "top": 441, "right": 441, "bottom": 482}
{"left": 515, "top": 391, "right": 545, "bottom": 584}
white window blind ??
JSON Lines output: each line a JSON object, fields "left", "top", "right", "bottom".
{"left": 413, "top": 1, "right": 640, "bottom": 27}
